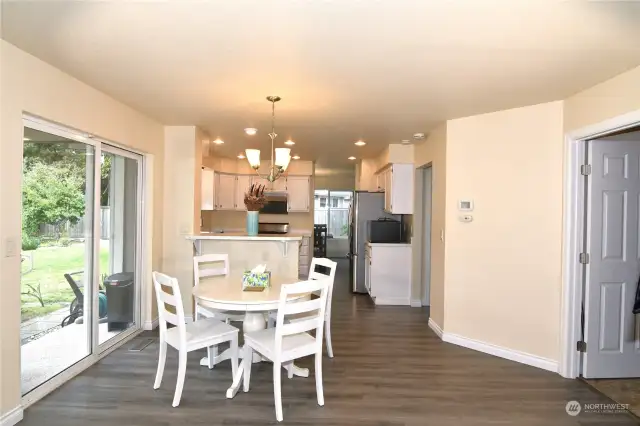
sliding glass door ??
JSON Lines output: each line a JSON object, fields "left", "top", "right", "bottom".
{"left": 21, "top": 118, "right": 143, "bottom": 396}
{"left": 314, "top": 190, "right": 352, "bottom": 258}
{"left": 98, "top": 147, "right": 142, "bottom": 347}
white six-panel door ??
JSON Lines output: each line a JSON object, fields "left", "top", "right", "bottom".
{"left": 584, "top": 136, "right": 640, "bottom": 378}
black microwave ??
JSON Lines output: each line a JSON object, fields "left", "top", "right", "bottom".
{"left": 368, "top": 219, "right": 403, "bottom": 243}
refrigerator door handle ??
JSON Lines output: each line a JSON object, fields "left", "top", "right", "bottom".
{"left": 351, "top": 254, "right": 358, "bottom": 292}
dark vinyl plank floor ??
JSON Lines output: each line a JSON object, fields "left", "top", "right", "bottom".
{"left": 22, "top": 260, "right": 639, "bottom": 425}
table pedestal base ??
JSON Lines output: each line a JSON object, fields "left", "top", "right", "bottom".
{"left": 198, "top": 311, "right": 309, "bottom": 398}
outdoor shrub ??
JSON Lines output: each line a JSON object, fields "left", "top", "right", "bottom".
{"left": 21, "top": 234, "right": 40, "bottom": 251}
{"left": 58, "top": 238, "right": 72, "bottom": 247}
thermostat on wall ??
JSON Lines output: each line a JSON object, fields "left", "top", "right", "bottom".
{"left": 458, "top": 200, "right": 474, "bottom": 211}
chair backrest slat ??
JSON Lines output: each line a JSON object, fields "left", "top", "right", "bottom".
{"left": 274, "top": 278, "right": 330, "bottom": 356}
{"left": 193, "top": 254, "right": 229, "bottom": 286}
{"left": 152, "top": 271, "right": 187, "bottom": 341}
{"left": 280, "top": 317, "right": 320, "bottom": 336}
{"left": 163, "top": 311, "right": 180, "bottom": 327}
{"left": 283, "top": 298, "right": 323, "bottom": 315}
{"left": 307, "top": 258, "right": 337, "bottom": 318}
{"left": 156, "top": 289, "right": 178, "bottom": 306}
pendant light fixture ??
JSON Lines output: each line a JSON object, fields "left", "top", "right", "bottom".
{"left": 245, "top": 96, "right": 291, "bottom": 182}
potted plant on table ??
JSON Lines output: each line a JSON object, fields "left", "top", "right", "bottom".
{"left": 244, "top": 184, "right": 266, "bottom": 236}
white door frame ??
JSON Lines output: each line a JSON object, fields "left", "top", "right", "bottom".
{"left": 411, "top": 163, "right": 433, "bottom": 308}
{"left": 560, "top": 109, "right": 640, "bottom": 379}
{"left": 421, "top": 165, "right": 432, "bottom": 306}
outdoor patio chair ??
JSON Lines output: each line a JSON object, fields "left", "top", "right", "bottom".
{"left": 61, "top": 272, "right": 107, "bottom": 327}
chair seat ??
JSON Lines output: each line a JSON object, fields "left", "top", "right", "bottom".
{"left": 244, "top": 328, "right": 316, "bottom": 362}
{"left": 165, "top": 317, "right": 238, "bottom": 351}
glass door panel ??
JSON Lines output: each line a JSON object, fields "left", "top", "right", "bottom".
{"left": 20, "top": 127, "right": 95, "bottom": 395}
{"left": 98, "top": 147, "right": 141, "bottom": 345}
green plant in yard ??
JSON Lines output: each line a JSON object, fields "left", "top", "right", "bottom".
{"left": 19, "top": 243, "right": 110, "bottom": 323}
{"left": 21, "top": 281, "right": 46, "bottom": 307}
{"left": 22, "top": 161, "right": 85, "bottom": 237}
{"left": 21, "top": 234, "right": 40, "bottom": 251}
{"left": 57, "top": 238, "right": 72, "bottom": 247}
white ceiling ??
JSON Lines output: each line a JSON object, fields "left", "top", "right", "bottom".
{"left": 3, "top": 1, "right": 640, "bottom": 169}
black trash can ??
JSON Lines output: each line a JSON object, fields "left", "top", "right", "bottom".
{"left": 104, "top": 272, "right": 134, "bottom": 332}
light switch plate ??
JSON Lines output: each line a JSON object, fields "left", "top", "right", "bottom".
{"left": 4, "top": 237, "right": 17, "bottom": 257}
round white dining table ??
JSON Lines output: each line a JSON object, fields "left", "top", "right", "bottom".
{"left": 192, "top": 273, "right": 308, "bottom": 399}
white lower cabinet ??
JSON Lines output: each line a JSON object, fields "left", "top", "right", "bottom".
{"left": 366, "top": 242, "right": 411, "bottom": 305}
{"left": 298, "top": 235, "right": 311, "bottom": 278}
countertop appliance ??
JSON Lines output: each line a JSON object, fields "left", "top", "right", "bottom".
{"left": 368, "top": 218, "right": 403, "bottom": 243}
{"left": 348, "top": 191, "right": 399, "bottom": 293}
{"left": 258, "top": 222, "right": 289, "bottom": 234}
{"left": 260, "top": 192, "right": 288, "bottom": 215}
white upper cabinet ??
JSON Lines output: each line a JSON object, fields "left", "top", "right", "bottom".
{"left": 271, "top": 176, "right": 287, "bottom": 192}
{"left": 235, "top": 175, "right": 252, "bottom": 211}
{"left": 216, "top": 173, "right": 236, "bottom": 210}
{"left": 201, "top": 168, "right": 215, "bottom": 210}
{"left": 287, "top": 176, "right": 311, "bottom": 212}
{"left": 377, "top": 164, "right": 414, "bottom": 214}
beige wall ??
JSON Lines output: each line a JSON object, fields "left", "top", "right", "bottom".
{"left": 357, "top": 158, "right": 380, "bottom": 191}
{"left": 203, "top": 210, "right": 314, "bottom": 232}
{"left": 412, "top": 123, "right": 447, "bottom": 328}
{"left": 0, "top": 41, "right": 164, "bottom": 416}
{"left": 444, "top": 101, "right": 564, "bottom": 361}
{"left": 315, "top": 173, "right": 355, "bottom": 190}
{"left": 564, "top": 66, "right": 640, "bottom": 133}
{"left": 162, "top": 126, "right": 204, "bottom": 315}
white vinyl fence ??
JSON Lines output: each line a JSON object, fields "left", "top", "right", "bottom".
{"left": 39, "top": 207, "right": 110, "bottom": 240}
{"left": 314, "top": 208, "right": 349, "bottom": 238}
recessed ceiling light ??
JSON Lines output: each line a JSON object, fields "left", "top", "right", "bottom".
{"left": 401, "top": 139, "right": 411, "bottom": 144}
{"left": 244, "top": 128, "right": 257, "bottom": 136}
{"left": 292, "top": 155, "right": 300, "bottom": 160}
{"left": 213, "top": 138, "right": 224, "bottom": 145}
{"left": 284, "top": 140, "right": 295, "bottom": 146}
{"left": 413, "top": 133, "right": 426, "bottom": 140}
{"left": 354, "top": 140, "right": 366, "bottom": 146}
{"left": 237, "top": 154, "right": 246, "bottom": 159}
{"left": 348, "top": 156, "right": 356, "bottom": 160}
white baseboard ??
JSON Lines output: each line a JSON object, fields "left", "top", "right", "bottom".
{"left": 442, "top": 332, "right": 558, "bottom": 373}
{"left": 374, "top": 297, "right": 411, "bottom": 306}
{"left": 410, "top": 299, "right": 422, "bottom": 307}
{"left": 0, "top": 406, "right": 23, "bottom": 426}
{"left": 143, "top": 317, "right": 159, "bottom": 330}
{"left": 184, "top": 315, "right": 193, "bottom": 323}
{"left": 428, "top": 318, "right": 443, "bottom": 338}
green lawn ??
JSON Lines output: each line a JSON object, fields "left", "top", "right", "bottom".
{"left": 21, "top": 242, "right": 109, "bottom": 322}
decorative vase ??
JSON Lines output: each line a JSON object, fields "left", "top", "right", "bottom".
{"left": 246, "top": 210, "right": 259, "bottom": 236}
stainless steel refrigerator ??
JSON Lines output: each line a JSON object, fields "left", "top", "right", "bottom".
{"left": 348, "top": 191, "right": 398, "bottom": 293}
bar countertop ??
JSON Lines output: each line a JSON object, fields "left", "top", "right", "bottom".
{"left": 186, "top": 232, "right": 304, "bottom": 241}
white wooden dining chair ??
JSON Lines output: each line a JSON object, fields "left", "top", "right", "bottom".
{"left": 268, "top": 257, "right": 338, "bottom": 358}
{"left": 193, "top": 254, "right": 238, "bottom": 320}
{"left": 152, "top": 271, "right": 239, "bottom": 407}
{"left": 243, "top": 279, "right": 330, "bottom": 422}
{"left": 307, "top": 258, "right": 338, "bottom": 358}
